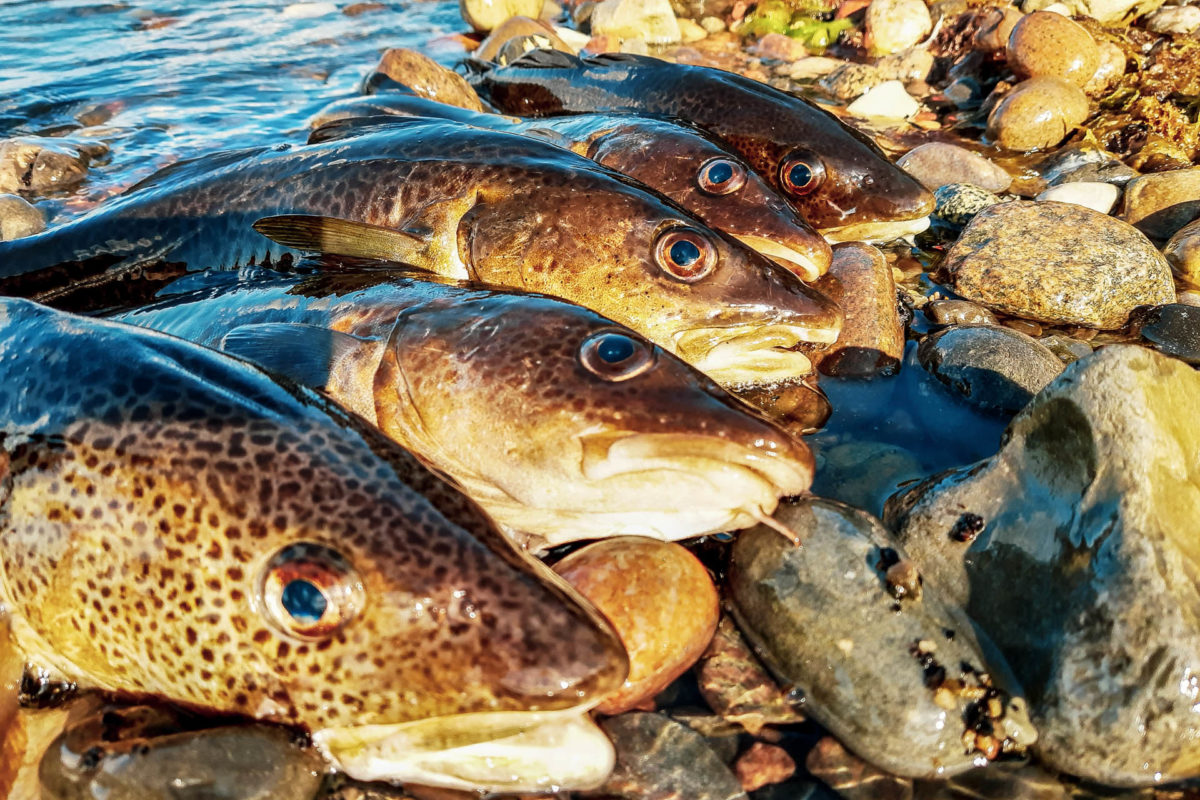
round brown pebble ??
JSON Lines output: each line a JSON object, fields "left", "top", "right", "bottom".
{"left": 1006, "top": 11, "right": 1099, "bottom": 87}
{"left": 553, "top": 537, "right": 719, "bottom": 715}
{"left": 986, "top": 77, "right": 1088, "bottom": 152}
{"left": 735, "top": 742, "right": 796, "bottom": 792}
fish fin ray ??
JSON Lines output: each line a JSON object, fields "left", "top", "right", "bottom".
{"left": 220, "top": 323, "right": 369, "bottom": 388}
{"left": 505, "top": 48, "right": 582, "bottom": 69}
{"left": 252, "top": 215, "right": 429, "bottom": 264}
{"left": 307, "top": 115, "right": 417, "bottom": 145}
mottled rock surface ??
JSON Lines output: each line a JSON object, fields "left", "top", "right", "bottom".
{"left": 917, "top": 325, "right": 1063, "bottom": 414}
{"left": 371, "top": 49, "right": 484, "bottom": 110}
{"left": 924, "top": 299, "right": 997, "bottom": 327}
{"left": 0, "top": 194, "right": 44, "bottom": 240}
{"left": 898, "top": 143, "right": 1012, "bottom": 193}
{"left": 818, "top": 243, "right": 904, "bottom": 378}
{"left": 554, "top": 537, "right": 718, "bottom": 715}
{"left": 1164, "top": 216, "right": 1200, "bottom": 288}
{"left": 460, "top": 0, "right": 545, "bottom": 32}
{"left": 942, "top": 201, "right": 1175, "bottom": 328}
{"left": 696, "top": 615, "right": 806, "bottom": 735}
{"left": 885, "top": 346, "right": 1200, "bottom": 786}
{"left": 1121, "top": 167, "right": 1200, "bottom": 241}
{"left": 730, "top": 499, "right": 1035, "bottom": 779}
{"left": 0, "top": 137, "right": 102, "bottom": 195}
{"left": 986, "top": 77, "right": 1088, "bottom": 152}
{"left": 1138, "top": 303, "right": 1200, "bottom": 365}
{"left": 1006, "top": 11, "right": 1099, "bottom": 87}
{"left": 933, "top": 183, "right": 1001, "bottom": 228}
{"left": 591, "top": 0, "right": 682, "bottom": 44}
{"left": 865, "top": 0, "right": 931, "bottom": 55}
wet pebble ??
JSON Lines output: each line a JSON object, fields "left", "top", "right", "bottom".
{"left": 806, "top": 737, "right": 912, "bottom": 800}
{"left": 750, "top": 33, "right": 807, "bottom": 61}
{"left": 476, "top": 17, "right": 575, "bottom": 63}
{"left": 986, "top": 77, "right": 1088, "bottom": 152}
{"left": 816, "top": 243, "right": 904, "bottom": 378}
{"left": 591, "top": 713, "right": 747, "bottom": 800}
{"left": 1034, "top": 180, "right": 1119, "bottom": 214}
{"left": 1137, "top": 303, "right": 1200, "bottom": 365}
{"left": 885, "top": 345, "right": 1200, "bottom": 785}
{"left": 553, "top": 537, "right": 718, "bottom": 715}
{"left": 875, "top": 48, "right": 935, "bottom": 83}
{"left": 1083, "top": 41, "right": 1125, "bottom": 96}
{"left": 1164, "top": 216, "right": 1200, "bottom": 288}
{"left": 1006, "top": 11, "right": 1099, "bottom": 87}
{"left": 590, "top": 0, "right": 682, "bottom": 44}
{"left": 942, "top": 200, "right": 1176, "bottom": 328}
{"left": 972, "top": 5, "right": 1022, "bottom": 52}
{"left": 1036, "top": 144, "right": 1137, "bottom": 187}
{"left": 865, "top": 0, "right": 931, "bottom": 56}
{"left": 811, "top": 441, "right": 925, "bottom": 518}
{"left": 677, "top": 17, "right": 708, "bottom": 41}
{"left": 897, "top": 142, "right": 1011, "bottom": 193}
{"left": 1145, "top": 3, "right": 1200, "bottom": 33}
{"left": 370, "top": 49, "right": 485, "bottom": 110}
{"left": 917, "top": 325, "right": 1063, "bottom": 414}
{"left": 460, "top": 0, "right": 545, "bottom": 32}
{"left": 932, "top": 183, "right": 1000, "bottom": 228}
{"left": 0, "top": 137, "right": 102, "bottom": 195}
{"left": 821, "top": 63, "right": 888, "bottom": 102}
{"left": 734, "top": 742, "right": 795, "bottom": 792}
{"left": 1120, "top": 166, "right": 1200, "bottom": 241}
{"left": 0, "top": 194, "right": 45, "bottom": 240}
{"left": 729, "top": 498, "right": 1036, "bottom": 779}
{"left": 696, "top": 616, "right": 806, "bottom": 735}
{"left": 923, "top": 299, "right": 997, "bottom": 326}
{"left": 1037, "top": 333, "right": 1092, "bottom": 364}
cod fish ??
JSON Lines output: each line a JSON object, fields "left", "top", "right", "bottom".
{"left": 467, "top": 50, "right": 935, "bottom": 242}
{"left": 110, "top": 268, "right": 814, "bottom": 548}
{"left": 0, "top": 297, "right": 627, "bottom": 793}
{"left": 0, "top": 119, "right": 840, "bottom": 387}
{"left": 308, "top": 98, "right": 832, "bottom": 280}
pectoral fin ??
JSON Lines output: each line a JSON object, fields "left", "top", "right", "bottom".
{"left": 253, "top": 215, "right": 429, "bottom": 264}
{"left": 220, "top": 322, "right": 370, "bottom": 388}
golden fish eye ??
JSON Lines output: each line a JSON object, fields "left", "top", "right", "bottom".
{"left": 697, "top": 158, "right": 746, "bottom": 196}
{"left": 259, "top": 543, "right": 363, "bottom": 641}
{"left": 653, "top": 226, "right": 717, "bottom": 283}
{"left": 779, "top": 152, "right": 826, "bottom": 197}
{"left": 579, "top": 329, "right": 657, "bottom": 381}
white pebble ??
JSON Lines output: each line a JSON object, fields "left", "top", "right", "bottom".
{"left": 281, "top": 2, "right": 337, "bottom": 17}
{"left": 1146, "top": 4, "right": 1200, "bottom": 33}
{"left": 846, "top": 80, "right": 920, "bottom": 119}
{"left": 1037, "top": 181, "right": 1121, "bottom": 215}
{"left": 553, "top": 25, "right": 591, "bottom": 50}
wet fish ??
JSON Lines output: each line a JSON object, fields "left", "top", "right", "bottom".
{"left": 467, "top": 50, "right": 935, "bottom": 241}
{"left": 0, "top": 119, "right": 840, "bottom": 387}
{"left": 308, "top": 98, "right": 832, "bottom": 280}
{"left": 110, "top": 268, "right": 814, "bottom": 547}
{"left": 0, "top": 297, "right": 627, "bottom": 792}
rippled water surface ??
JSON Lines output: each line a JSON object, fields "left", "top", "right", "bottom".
{"left": 0, "top": 0, "right": 462, "bottom": 221}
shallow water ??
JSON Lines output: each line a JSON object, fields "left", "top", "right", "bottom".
{"left": 0, "top": 0, "right": 463, "bottom": 222}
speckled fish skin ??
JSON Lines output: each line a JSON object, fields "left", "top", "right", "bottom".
{"left": 309, "top": 96, "right": 832, "bottom": 280}
{"left": 0, "top": 119, "right": 839, "bottom": 389}
{"left": 109, "top": 269, "right": 815, "bottom": 545}
{"left": 0, "top": 297, "right": 626, "bottom": 732}
{"left": 467, "top": 50, "right": 935, "bottom": 232}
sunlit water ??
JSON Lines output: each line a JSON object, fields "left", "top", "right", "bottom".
{"left": 0, "top": 0, "right": 463, "bottom": 222}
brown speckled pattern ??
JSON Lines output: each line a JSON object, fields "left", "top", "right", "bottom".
{"left": 0, "top": 298, "right": 626, "bottom": 731}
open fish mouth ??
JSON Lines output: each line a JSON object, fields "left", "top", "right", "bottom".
{"left": 822, "top": 215, "right": 931, "bottom": 244}
{"left": 314, "top": 707, "right": 614, "bottom": 793}
{"left": 732, "top": 235, "right": 828, "bottom": 282}
{"left": 675, "top": 323, "right": 839, "bottom": 387}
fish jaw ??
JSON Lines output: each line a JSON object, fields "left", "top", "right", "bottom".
{"left": 674, "top": 321, "right": 840, "bottom": 387}
{"left": 314, "top": 707, "right": 614, "bottom": 793}
{"left": 822, "top": 214, "right": 931, "bottom": 244}
{"left": 732, "top": 234, "right": 831, "bottom": 282}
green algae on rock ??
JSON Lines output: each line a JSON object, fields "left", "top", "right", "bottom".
{"left": 885, "top": 345, "right": 1200, "bottom": 786}
{"left": 942, "top": 200, "right": 1175, "bottom": 328}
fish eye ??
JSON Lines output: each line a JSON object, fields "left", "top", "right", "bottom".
{"left": 779, "top": 152, "right": 826, "bottom": 197}
{"left": 653, "top": 226, "right": 717, "bottom": 282}
{"left": 259, "top": 543, "right": 363, "bottom": 641}
{"left": 579, "top": 329, "right": 657, "bottom": 381}
{"left": 697, "top": 158, "right": 746, "bottom": 196}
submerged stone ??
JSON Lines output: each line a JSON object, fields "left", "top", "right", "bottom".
{"left": 917, "top": 325, "right": 1063, "bottom": 415}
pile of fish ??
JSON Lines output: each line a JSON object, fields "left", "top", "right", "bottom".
{"left": 5, "top": 23, "right": 1195, "bottom": 800}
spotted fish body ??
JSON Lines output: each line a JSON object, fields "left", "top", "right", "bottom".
{"left": 108, "top": 268, "right": 814, "bottom": 547}
{"left": 0, "top": 298, "right": 626, "bottom": 739}
{"left": 308, "top": 97, "right": 832, "bottom": 279}
{"left": 0, "top": 119, "right": 840, "bottom": 388}
{"left": 467, "top": 50, "right": 935, "bottom": 239}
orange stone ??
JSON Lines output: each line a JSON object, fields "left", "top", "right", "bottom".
{"left": 553, "top": 537, "right": 719, "bottom": 715}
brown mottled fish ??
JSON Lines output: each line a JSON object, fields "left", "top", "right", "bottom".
{"left": 109, "top": 268, "right": 814, "bottom": 548}
{"left": 0, "top": 119, "right": 839, "bottom": 388}
{"left": 467, "top": 50, "right": 936, "bottom": 241}
{"left": 0, "top": 297, "right": 627, "bottom": 792}
{"left": 308, "top": 98, "right": 832, "bottom": 280}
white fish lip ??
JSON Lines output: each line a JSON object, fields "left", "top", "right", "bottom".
{"left": 823, "top": 215, "right": 931, "bottom": 244}
{"left": 732, "top": 234, "right": 826, "bottom": 282}
{"left": 313, "top": 707, "right": 614, "bottom": 793}
{"left": 674, "top": 323, "right": 838, "bottom": 386}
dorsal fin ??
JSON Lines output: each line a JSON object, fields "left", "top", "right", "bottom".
{"left": 253, "top": 215, "right": 431, "bottom": 265}
{"left": 220, "top": 323, "right": 371, "bottom": 388}
{"left": 506, "top": 48, "right": 583, "bottom": 69}
{"left": 584, "top": 52, "right": 661, "bottom": 67}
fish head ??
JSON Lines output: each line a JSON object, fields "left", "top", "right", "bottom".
{"left": 461, "top": 178, "right": 843, "bottom": 388}
{"left": 373, "top": 292, "right": 814, "bottom": 546}
{"left": 586, "top": 123, "right": 832, "bottom": 281}
{"left": 0, "top": 300, "right": 626, "bottom": 791}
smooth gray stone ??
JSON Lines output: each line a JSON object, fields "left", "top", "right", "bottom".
{"left": 917, "top": 325, "right": 1063, "bottom": 414}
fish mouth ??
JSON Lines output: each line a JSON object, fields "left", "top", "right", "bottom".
{"left": 674, "top": 323, "right": 840, "bottom": 387}
{"left": 733, "top": 234, "right": 830, "bottom": 282}
{"left": 314, "top": 707, "right": 613, "bottom": 793}
{"left": 823, "top": 215, "right": 931, "bottom": 244}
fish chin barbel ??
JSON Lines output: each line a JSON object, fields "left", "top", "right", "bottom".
{"left": 0, "top": 297, "right": 627, "bottom": 793}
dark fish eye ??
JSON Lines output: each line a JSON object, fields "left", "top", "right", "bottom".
{"left": 697, "top": 158, "right": 746, "bottom": 196}
{"left": 653, "top": 226, "right": 717, "bottom": 282}
{"left": 779, "top": 152, "right": 826, "bottom": 197}
{"left": 259, "top": 543, "right": 363, "bottom": 641}
{"left": 580, "top": 330, "right": 657, "bottom": 381}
